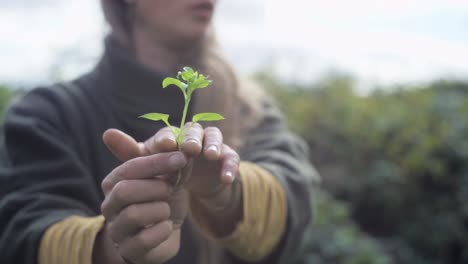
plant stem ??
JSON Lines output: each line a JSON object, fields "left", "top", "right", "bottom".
{"left": 175, "top": 92, "right": 191, "bottom": 188}
{"left": 178, "top": 97, "right": 190, "bottom": 150}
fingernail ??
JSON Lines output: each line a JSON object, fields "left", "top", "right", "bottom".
{"left": 225, "top": 171, "right": 233, "bottom": 180}
{"left": 207, "top": 145, "right": 218, "bottom": 154}
{"left": 185, "top": 138, "right": 199, "bottom": 145}
{"left": 169, "top": 153, "right": 186, "bottom": 167}
{"left": 145, "top": 223, "right": 155, "bottom": 228}
{"left": 164, "top": 136, "right": 176, "bottom": 143}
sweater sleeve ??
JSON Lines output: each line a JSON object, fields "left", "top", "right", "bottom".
{"left": 38, "top": 215, "right": 105, "bottom": 264}
{"left": 189, "top": 161, "right": 287, "bottom": 262}
{"left": 236, "top": 98, "right": 319, "bottom": 264}
{"left": 0, "top": 88, "right": 103, "bottom": 264}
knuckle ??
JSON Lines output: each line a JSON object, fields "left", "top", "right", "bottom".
{"left": 232, "top": 152, "right": 240, "bottom": 163}
{"left": 205, "top": 126, "right": 221, "bottom": 135}
{"left": 161, "top": 126, "right": 173, "bottom": 133}
{"left": 189, "top": 122, "right": 202, "bottom": 129}
{"left": 151, "top": 135, "right": 160, "bottom": 148}
{"left": 226, "top": 155, "right": 240, "bottom": 168}
{"left": 226, "top": 147, "right": 240, "bottom": 161}
{"left": 134, "top": 232, "right": 154, "bottom": 251}
{"left": 160, "top": 221, "right": 173, "bottom": 238}
{"left": 100, "top": 203, "right": 109, "bottom": 218}
{"left": 149, "top": 155, "right": 164, "bottom": 170}
{"left": 117, "top": 162, "right": 131, "bottom": 179}
{"left": 123, "top": 204, "right": 142, "bottom": 227}
{"left": 113, "top": 180, "right": 131, "bottom": 203}
{"left": 107, "top": 221, "right": 120, "bottom": 243}
{"left": 154, "top": 132, "right": 171, "bottom": 145}
{"left": 101, "top": 178, "right": 112, "bottom": 194}
{"left": 162, "top": 181, "right": 172, "bottom": 195}
{"left": 206, "top": 136, "right": 222, "bottom": 145}
{"left": 156, "top": 202, "right": 171, "bottom": 220}
{"left": 100, "top": 199, "right": 113, "bottom": 217}
{"left": 154, "top": 127, "right": 171, "bottom": 139}
{"left": 153, "top": 180, "right": 171, "bottom": 198}
{"left": 186, "top": 125, "right": 203, "bottom": 137}
{"left": 225, "top": 160, "right": 238, "bottom": 170}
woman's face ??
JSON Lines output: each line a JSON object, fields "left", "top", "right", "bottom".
{"left": 133, "top": 0, "right": 217, "bottom": 44}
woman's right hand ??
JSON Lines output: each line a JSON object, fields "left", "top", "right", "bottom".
{"left": 97, "top": 129, "right": 189, "bottom": 264}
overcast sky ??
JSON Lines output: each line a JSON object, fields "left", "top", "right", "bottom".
{"left": 1, "top": 0, "right": 467, "bottom": 90}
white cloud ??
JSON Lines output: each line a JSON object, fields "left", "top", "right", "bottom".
{"left": 0, "top": 0, "right": 467, "bottom": 89}
{"left": 0, "top": 0, "right": 104, "bottom": 84}
{"left": 0, "top": 1, "right": 58, "bottom": 10}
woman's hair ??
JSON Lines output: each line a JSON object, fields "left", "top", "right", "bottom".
{"left": 195, "top": 32, "right": 264, "bottom": 150}
{"left": 100, "top": 0, "right": 264, "bottom": 151}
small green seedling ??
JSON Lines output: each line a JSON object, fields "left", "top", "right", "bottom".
{"left": 139, "top": 67, "right": 225, "bottom": 186}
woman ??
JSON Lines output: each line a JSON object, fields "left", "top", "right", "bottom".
{"left": 0, "top": 0, "right": 317, "bottom": 263}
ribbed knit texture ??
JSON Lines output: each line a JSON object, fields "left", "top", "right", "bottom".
{"left": 38, "top": 215, "right": 105, "bottom": 264}
{"left": 191, "top": 161, "right": 287, "bottom": 262}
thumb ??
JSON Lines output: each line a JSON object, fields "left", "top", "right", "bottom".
{"left": 102, "top": 129, "right": 145, "bottom": 162}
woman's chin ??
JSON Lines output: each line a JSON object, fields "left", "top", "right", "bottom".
{"left": 178, "top": 26, "right": 211, "bottom": 43}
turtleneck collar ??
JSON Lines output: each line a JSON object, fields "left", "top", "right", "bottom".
{"left": 90, "top": 37, "right": 188, "bottom": 140}
{"left": 96, "top": 37, "right": 181, "bottom": 98}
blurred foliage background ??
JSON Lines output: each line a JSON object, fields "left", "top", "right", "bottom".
{"left": 1, "top": 73, "right": 468, "bottom": 263}
{"left": 254, "top": 72, "right": 468, "bottom": 264}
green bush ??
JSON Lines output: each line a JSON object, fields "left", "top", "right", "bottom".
{"left": 292, "top": 190, "right": 392, "bottom": 264}
{"left": 0, "top": 85, "right": 14, "bottom": 122}
{"left": 256, "top": 72, "right": 468, "bottom": 264}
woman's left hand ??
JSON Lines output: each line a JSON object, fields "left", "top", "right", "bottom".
{"left": 177, "top": 122, "right": 240, "bottom": 199}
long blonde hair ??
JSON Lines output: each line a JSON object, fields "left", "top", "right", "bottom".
{"left": 194, "top": 29, "right": 264, "bottom": 151}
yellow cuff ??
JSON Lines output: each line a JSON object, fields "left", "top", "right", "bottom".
{"left": 191, "top": 161, "right": 288, "bottom": 262}
{"left": 38, "top": 215, "right": 105, "bottom": 264}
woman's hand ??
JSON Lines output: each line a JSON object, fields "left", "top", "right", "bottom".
{"left": 96, "top": 130, "right": 190, "bottom": 264}
{"left": 164, "top": 123, "right": 243, "bottom": 237}
{"left": 174, "top": 122, "right": 241, "bottom": 199}
{"left": 101, "top": 125, "right": 241, "bottom": 199}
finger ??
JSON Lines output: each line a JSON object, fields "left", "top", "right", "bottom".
{"left": 118, "top": 220, "right": 173, "bottom": 261}
{"left": 203, "top": 127, "right": 223, "bottom": 160}
{"left": 143, "top": 127, "right": 177, "bottom": 154}
{"left": 181, "top": 122, "right": 204, "bottom": 156}
{"left": 103, "top": 129, "right": 145, "bottom": 162}
{"left": 220, "top": 144, "right": 240, "bottom": 185}
{"left": 101, "top": 152, "right": 186, "bottom": 195}
{"left": 108, "top": 201, "right": 171, "bottom": 243}
{"left": 101, "top": 179, "right": 172, "bottom": 220}
{"left": 143, "top": 229, "right": 181, "bottom": 263}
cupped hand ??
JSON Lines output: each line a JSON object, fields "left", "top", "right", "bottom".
{"left": 157, "top": 122, "right": 241, "bottom": 198}
{"left": 98, "top": 130, "right": 189, "bottom": 264}
{"left": 101, "top": 125, "right": 240, "bottom": 197}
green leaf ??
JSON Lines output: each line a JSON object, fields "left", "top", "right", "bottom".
{"left": 180, "top": 67, "right": 196, "bottom": 82}
{"left": 170, "top": 127, "right": 181, "bottom": 139}
{"left": 183, "top": 67, "right": 194, "bottom": 74}
{"left": 172, "top": 127, "right": 181, "bottom": 135}
{"left": 176, "top": 128, "right": 185, "bottom": 148}
{"left": 189, "top": 75, "right": 212, "bottom": 91}
{"left": 194, "top": 79, "right": 212, "bottom": 89}
{"left": 181, "top": 72, "right": 192, "bottom": 81}
{"left": 139, "top": 113, "right": 171, "bottom": 127}
{"left": 192, "top": 112, "right": 225, "bottom": 123}
{"left": 163, "top": 77, "right": 187, "bottom": 89}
